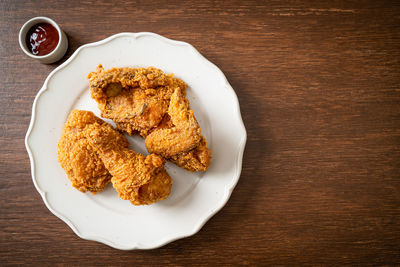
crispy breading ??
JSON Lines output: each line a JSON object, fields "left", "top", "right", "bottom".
{"left": 88, "top": 64, "right": 185, "bottom": 137}
{"left": 145, "top": 87, "right": 211, "bottom": 171}
{"left": 145, "top": 87, "right": 201, "bottom": 156}
{"left": 87, "top": 65, "right": 212, "bottom": 172}
{"left": 58, "top": 110, "right": 171, "bottom": 204}
{"left": 169, "top": 136, "right": 212, "bottom": 172}
{"left": 57, "top": 110, "right": 129, "bottom": 193}
{"left": 85, "top": 122, "right": 172, "bottom": 205}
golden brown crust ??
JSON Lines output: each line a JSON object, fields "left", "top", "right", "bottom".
{"left": 85, "top": 122, "right": 172, "bottom": 205}
{"left": 87, "top": 65, "right": 211, "bottom": 172}
{"left": 145, "top": 87, "right": 202, "bottom": 156}
{"left": 88, "top": 64, "right": 186, "bottom": 136}
{"left": 57, "top": 110, "right": 126, "bottom": 193}
{"left": 57, "top": 109, "right": 172, "bottom": 205}
{"left": 169, "top": 136, "right": 212, "bottom": 172}
{"left": 145, "top": 87, "right": 212, "bottom": 171}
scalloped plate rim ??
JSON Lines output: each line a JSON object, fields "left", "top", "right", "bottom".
{"left": 25, "top": 32, "right": 247, "bottom": 250}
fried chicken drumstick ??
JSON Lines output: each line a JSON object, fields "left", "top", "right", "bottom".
{"left": 85, "top": 122, "right": 172, "bottom": 205}
{"left": 57, "top": 110, "right": 128, "bottom": 193}
{"left": 88, "top": 65, "right": 211, "bottom": 172}
{"left": 58, "top": 110, "right": 172, "bottom": 205}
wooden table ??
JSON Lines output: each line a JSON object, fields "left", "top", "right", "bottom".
{"left": 1, "top": 1, "right": 399, "bottom": 265}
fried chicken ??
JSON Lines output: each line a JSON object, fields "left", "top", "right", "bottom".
{"left": 85, "top": 122, "right": 172, "bottom": 205}
{"left": 88, "top": 65, "right": 212, "bottom": 172}
{"left": 145, "top": 87, "right": 211, "bottom": 171}
{"left": 57, "top": 110, "right": 128, "bottom": 193}
{"left": 88, "top": 64, "right": 185, "bottom": 137}
{"left": 58, "top": 109, "right": 172, "bottom": 205}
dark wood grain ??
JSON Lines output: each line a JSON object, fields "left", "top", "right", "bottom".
{"left": 1, "top": 0, "right": 399, "bottom": 265}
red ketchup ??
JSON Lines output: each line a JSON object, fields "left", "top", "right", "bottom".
{"left": 25, "top": 23, "right": 59, "bottom": 56}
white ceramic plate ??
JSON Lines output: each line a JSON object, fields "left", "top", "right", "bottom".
{"left": 25, "top": 32, "right": 246, "bottom": 250}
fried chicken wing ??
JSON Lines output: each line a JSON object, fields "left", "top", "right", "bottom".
{"left": 145, "top": 87, "right": 211, "bottom": 171}
{"left": 145, "top": 87, "right": 201, "bottom": 156}
{"left": 87, "top": 65, "right": 211, "bottom": 172}
{"left": 168, "top": 136, "right": 211, "bottom": 172}
{"left": 85, "top": 122, "right": 172, "bottom": 205}
{"left": 57, "top": 110, "right": 128, "bottom": 193}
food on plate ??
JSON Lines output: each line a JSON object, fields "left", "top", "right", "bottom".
{"left": 57, "top": 110, "right": 128, "bottom": 193}
{"left": 85, "top": 121, "right": 172, "bottom": 205}
{"left": 57, "top": 109, "right": 172, "bottom": 205}
{"left": 88, "top": 65, "right": 183, "bottom": 137}
{"left": 145, "top": 87, "right": 211, "bottom": 171}
{"left": 88, "top": 65, "right": 212, "bottom": 172}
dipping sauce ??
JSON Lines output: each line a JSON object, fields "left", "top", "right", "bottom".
{"left": 25, "top": 23, "right": 59, "bottom": 56}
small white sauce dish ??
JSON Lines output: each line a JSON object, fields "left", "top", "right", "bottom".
{"left": 19, "top": 16, "right": 68, "bottom": 64}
